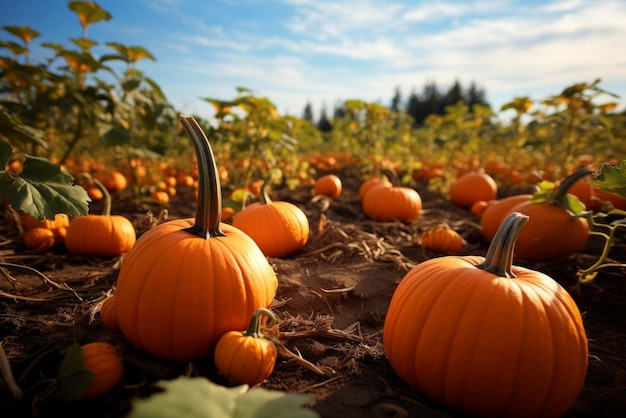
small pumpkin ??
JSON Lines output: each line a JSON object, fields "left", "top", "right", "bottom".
{"left": 449, "top": 171, "right": 498, "bottom": 208}
{"left": 232, "top": 175, "right": 310, "bottom": 258}
{"left": 362, "top": 168, "right": 422, "bottom": 222}
{"left": 22, "top": 212, "right": 70, "bottom": 245}
{"left": 79, "top": 342, "right": 124, "bottom": 399}
{"left": 214, "top": 308, "right": 278, "bottom": 386}
{"left": 383, "top": 212, "right": 588, "bottom": 418}
{"left": 100, "top": 296, "right": 119, "bottom": 331}
{"left": 23, "top": 227, "right": 56, "bottom": 251}
{"left": 314, "top": 174, "right": 342, "bottom": 199}
{"left": 113, "top": 116, "right": 278, "bottom": 362}
{"left": 100, "top": 170, "right": 128, "bottom": 192}
{"left": 419, "top": 223, "right": 463, "bottom": 254}
{"left": 65, "top": 180, "right": 136, "bottom": 257}
{"left": 504, "top": 167, "right": 591, "bottom": 261}
{"left": 358, "top": 175, "right": 391, "bottom": 201}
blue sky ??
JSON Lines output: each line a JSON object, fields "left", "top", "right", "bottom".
{"left": 2, "top": 0, "right": 626, "bottom": 121}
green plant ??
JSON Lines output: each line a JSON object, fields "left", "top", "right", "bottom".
{"left": 383, "top": 212, "right": 588, "bottom": 418}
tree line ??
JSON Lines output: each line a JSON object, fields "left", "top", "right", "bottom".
{"left": 302, "top": 79, "right": 490, "bottom": 132}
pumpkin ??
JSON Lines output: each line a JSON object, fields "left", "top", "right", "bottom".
{"left": 112, "top": 115, "right": 278, "bottom": 362}
{"left": 80, "top": 342, "right": 124, "bottom": 399}
{"left": 65, "top": 180, "right": 136, "bottom": 257}
{"left": 449, "top": 171, "right": 498, "bottom": 208}
{"left": 100, "top": 170, "right": 128, "bottom": 192}
{"left": 362, "top": 168, "right": 422, "bottom": 222}
{"left": 150, "top": 190, "right": 170, "bottom": 205}
{"left": 100, "top": 296, "right": 119, "bottom": 331}
{"left": 314, "top": 174, "right": 342, "bottom": 199}
{"left": 383, "top": 212, "right": 588, "bottom": 418}
{"left": 419, "top": 223, "right": 463, "bottom": 254}
{"left": 232, "top": 175, "right": 309, "bottom": 258}
{"left": 22, "top": 212, "right": 70, "bottom": 244}
{"left": 504, "top": 167, "right": 591, "bottom": 261}
{"left": 480, "top": 194, "right": 532, "bottom": 242}
{"left": 470, "top": 200, "right": 490, "bottom": 218}
{"left": 214, "top": 308, "right": 278, "bottom": 386}
{"left": 23, "top": 227, "right": 55, "bottom": 251}
{"left": 358, "top": 176, "right": 391, "bottom": 201}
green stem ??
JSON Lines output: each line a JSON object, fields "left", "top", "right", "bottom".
{"left": 179, "top": 115, "right": 226, "bottom": 239}
{"left": 92, "top": 179, "right": 111, "bottom": 216}
{"left": 381, "top": 168, "right": 400, "bottom": 188}
{"left": 554, "top": 166, "right": 593, "bottom": 203}
{"left": 244, "top": 308, "right": 277, "bottom": 339}
{"left": 476, "top": 212, "right": 529, "bottom": 278}
{"left": 260, "top": 175, "right": 274, "bottom": 205}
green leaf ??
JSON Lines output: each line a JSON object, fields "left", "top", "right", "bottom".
{"left": 2, "top": 25, "right": 40, "bottom": 43}
{"left": 128, "top": 377, "right": 318, "bottom": 418}
{"left": 57, "top": 344, "right": 94, "bottom": 401}
{"left": 0, "top": 140, "right": 12, "bottom": 167}
{"left": 591, "top": 160, "right": 626, "bottom": 197}
{"left": 68, "top": 1, "right": 112, "bottom": 28}
{"left": 0, "top": 149, "right": 90, "bottom": 220}
{"left": 0, "top": 111, "right": 48, "bottom": 149}
{"left": 101, "top": 126, "right": 132, "bottom": 146}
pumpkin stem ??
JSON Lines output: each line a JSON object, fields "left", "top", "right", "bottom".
{"left": 179, "top": 115, "right": 226, "bottom": 239}
{"left": 554, "top": 166, "right": 594, "bottom": 203}
{"left": 381, "top": 168, "right": 400, "bottom": 187}
{"left": 244, "top": 308, "right": 278, "bottom": 340}
{"left": 93, "top": 179, "right": 111, "bottom": 217}
{"left": 260, "top": 175, "right": 274, "bottom": 205}
{"left": 476, "top": 212, "right": 529, "bottom": 278}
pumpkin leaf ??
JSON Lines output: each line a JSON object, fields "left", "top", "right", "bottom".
{"left": 591, "top": 160, "right": 626, "bottom": 197}
{"left": 56, "top": 344, "right": 94, "bottom": 401}
{"left": 128, "top": 376, "right": 318, "bottom": 418}
{"left": 0, "top": 141, "right": 90, "bottom": 220}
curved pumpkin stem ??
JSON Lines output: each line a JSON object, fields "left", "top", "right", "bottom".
{"left": 259, "top": 175, "right": 274, "bottom": 205}
{"left": 179, "top": 115, "right": 226, "bottom": 239}
{"left": 93, "top": 179, "right": 111, "bottom": 217}
{"left": 476, "top": 212, "right": 529, "bottom": 278}
{"left": 381, "top": 168, "right": 400, "bottom": 187}
{"left": 244, "top": 308, "right": 278, "bottom": 341}
{"left": 554, "top": 166, "right": 593, "bottom": 203}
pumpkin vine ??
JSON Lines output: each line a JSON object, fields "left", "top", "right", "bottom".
{"left": 245, "top": 307, "right": 279, "bottom": 342}
{"left": 179, "top": 115, "right": 226, "bottom": 239}
{"left": 476, "top": 212, "right": 529, "bottom": 278}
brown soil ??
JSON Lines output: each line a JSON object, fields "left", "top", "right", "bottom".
{"left": 1, "top": 171, "right": 625, "bottom": 418}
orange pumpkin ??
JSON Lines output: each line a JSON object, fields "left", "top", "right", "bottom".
{"left": 80, "top": 342, "right": 124, "bottom": 399}
{"left": 232, "top": 176, "right": 309, "bottom": 258}
{"left": 65, "top": 180, "right": 136, "bottom": 257}
{"left": 362, "top": 168, "right": 422, "bottom": 222}
{"left": 505, "top": 167, "right": 591, "bottom": 261}
{"left": 449, "top": 171, "right": 498, "bottom": 208}
{"left": 314, "top": 174, "right": 342, "bottom": 199}
{"left": 100, "top": 170, "right": 128, "bottom": 192}
{"left": 358, "top": 176, "right": 391, "bottom": 201}
{"left": 383, "top": 212, "right": 588, "bottom": 418}
{"left": 419, "top": 223, "right": 463, "bottom": 254}
{"left": 214, "top": 308, "right": 278, "bottom": 386}
{"left": 23, "top": 227, "right": 56, "bottom": 251}
{"left": 100, "top": 296, "right": 119, "bottom": 331}
{"left": 480, "top": 194, "right": 533, "bottom": 242}
{"left": 22, "top": 212, "right": 70, "bottom": 244}
{"left": 112, "top": 116, "right": 278, "bottom": 361}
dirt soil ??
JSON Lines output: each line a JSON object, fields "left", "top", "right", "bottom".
{"left": 1, "top": 170, "right": 625, "bottom": 418}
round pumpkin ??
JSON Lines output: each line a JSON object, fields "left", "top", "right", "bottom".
{"left": 100, "top": 296, "right": 119, "bottom": 331}
{"left": 480, "top": 194, "right": 532, "bottom": 242}
{"left": 80, "top": 342, "right": 124, "bottom": 399}
{"left": 214, "top": 308, "right": 278, "bottom": 386}
{"left": 23, "top": 227, "right": 56, "bottom": 251}
{"left": 362, "top": 169, "right": 422, "bottom": 222}
{"left": 419, "top": 223, "right": 463, "bottom": 254}
{"left": 314, "top": 174, "right": 342, "bottom": 199}
{"left": 383, "top": 212, "right": 588, "bottom": 418}
{"left": 65, "top": 180, "right": 136, "bottom": 257}
{"left": 449, "top": 171, "right": 498, "bottom": 208}
{"left": 113, "top": 116, "right": 278, "bottom": 362}
{"left": 232, "top": 176, "right": 309, "bottom": 258}
{"left": 100, "top": 170, "right": 128, "bottom": 192}
{"left": 358, "top": 176, "right": 391, "bottom": 201}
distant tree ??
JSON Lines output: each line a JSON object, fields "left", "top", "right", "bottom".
{"left": 302, "top": 101, "right": 314, "bottom": 123}
{"left": 333, "top": 102, "right": 347, "bottom": 119}
{"left": 443, "top": 79, "right": 464, "bottom": 109}
{"left": 465, "top": 81, "right": 490, "bottom": 110}
{"left": 316, "top": 105, "right": 333, "bottom": 132}
{"left": 390, "top": 86, "right": 402, "bottom": 112}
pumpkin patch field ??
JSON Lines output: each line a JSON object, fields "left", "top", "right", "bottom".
{"left": 1, "top": 153, "right": 626, "bottom": 417}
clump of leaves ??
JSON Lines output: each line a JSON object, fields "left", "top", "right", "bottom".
{"left": 128, "top": 376, "right": 319, "bottom": 418}
{"left": 0, "top": 139, "right": 89, "bottom": 220}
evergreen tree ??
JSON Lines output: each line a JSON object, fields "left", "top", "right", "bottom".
{"left": 317, "top": 105, "right": 333, "bottom": 132}
{"left": 302, "top": 101, "right": 314, "bottom": 123}
{"left": 443, "top": 79, "right": 464, "bottom": 110}
{"left": 465, "top": 81, "right": 490, "bottom": 110}
{"left": 333, "top": 102, "right": 346, "bottom": 119}
{"left": 390, "top": 86, "right": 402, "bottom": 112}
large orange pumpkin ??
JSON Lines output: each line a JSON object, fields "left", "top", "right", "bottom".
{"left": 112, "top": 116, "right": 278, "bottom": 362}
{"left": 232, "top": 175, "right": 309, "bottom": 258}
{"left": 383, "top": 212, "right": 588, "bottom": 418}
